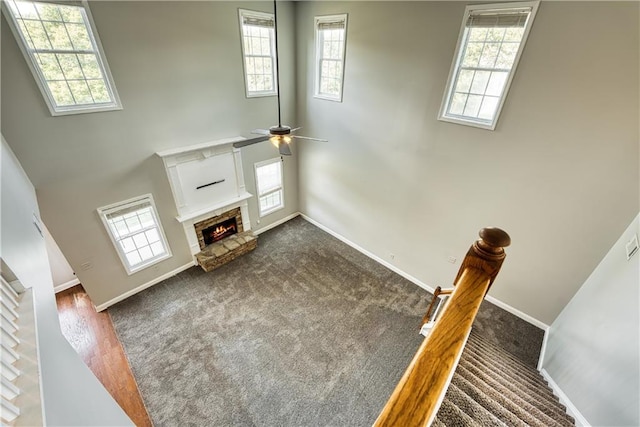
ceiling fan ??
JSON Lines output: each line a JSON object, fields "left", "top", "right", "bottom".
{"left": 233, "top": 0, "right": 327, "bottom": 156}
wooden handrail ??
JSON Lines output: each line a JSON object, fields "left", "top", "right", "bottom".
{"left": 373, "top": 227, "right": 510, "bottom": 427}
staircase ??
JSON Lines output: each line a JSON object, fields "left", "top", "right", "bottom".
{"left": 434, "top": 331, "right": 574, "bottom": 426}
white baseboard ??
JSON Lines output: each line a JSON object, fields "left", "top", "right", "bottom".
{"left": 300, "top": 214, "right": 437, "bottom": 295}
{"left": 541, "top": 369, "right": 591, "bottom": 426}
{"left": 300, "top": 213, "right": 548, "bottom": 330}
{"left": 54, "top": 278, "right": 80, "bottom": 293}
{"left": 484, "top": 294, "right": 549, "bottom": 330}
{"left": 94, "top": 262, "right": 195, "bottom": 312}
{"left": 253, "top": 212, "right": 300, "bottom": 235}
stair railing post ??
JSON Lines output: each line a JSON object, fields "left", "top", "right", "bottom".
{"left": 454, "top": 227, "right": 511, "bottom": 292}
{"left": 374, "top": 227, "right": 510, "bottom": 427}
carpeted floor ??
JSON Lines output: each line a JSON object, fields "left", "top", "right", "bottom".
{"left": 109, "top": 217, "right": 544, "bottom": 426}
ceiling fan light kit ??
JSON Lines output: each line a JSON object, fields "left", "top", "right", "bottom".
{"left": 233, "top": 0, "right": 326, "bottom": 156}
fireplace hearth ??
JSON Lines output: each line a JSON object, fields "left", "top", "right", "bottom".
{"left": 192, "top": 207, "right": 257, "bottom": 272}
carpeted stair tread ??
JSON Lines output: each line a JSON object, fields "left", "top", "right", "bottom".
{"left": 442, "top": 382, "right": 508, "bottom": 426}
{"left": 465, "top": 338, "right": 555, "bottom": 392}
{"left": 455, "top": 363, "right": 568, "bottom": 427}
{"left": 462, "top": 348, "right": 561, "bottom": 404}
{"left": 465, "top": 335, "right": 550, "bottom": 385}
{"left": 458, "top": 357, "right": 573, "bottom": 424}
{"left": 436, "top": 332, "right": 575, "bottom": 426}
{"left": 450, "top": 373, "right": 532, "bottom": 426}
{"left": 468, "top": 333, "right": 549, "bottom": 385}
{"left": 435, "top": 397, "right": 483, "bottom": 427}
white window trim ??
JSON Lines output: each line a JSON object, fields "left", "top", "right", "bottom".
{"left": 2, "top": 0, "right": 122, "bottom": 116}
{"left": 97, "top": 194, "right": 172, "bottom": 275}
{"left": 438, "top": 1, "right": 539, "bottom": 130}
{"left": 238, "top": 8, "right": 277, "bottom": 98}
{"left": 314, "top": 13, "right": 348, "bottom": 102}
{"left": 255, "top": 157, "right": 285, "bottom": 218}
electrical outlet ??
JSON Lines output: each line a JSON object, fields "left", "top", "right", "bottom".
{"left": 447, "top": 256, "right": 457, "bottom": 264}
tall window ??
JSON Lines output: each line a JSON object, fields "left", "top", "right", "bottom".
{"left": 255, "top": 158, "right": 284, "bottom": 217}
{"left": 239, "top": 9, "right": 277, "bottom": 97}
{"left": 98, "top": 194, "right": 171, "bottom": 275}
{"left": 439, "top": 2, "right": 539, "bottom": 130}
{"left": 2, "top": 0, "right": 122, "bottom": 115}
{"left": 314, "top": 14, "right": 348, "bottom": 102}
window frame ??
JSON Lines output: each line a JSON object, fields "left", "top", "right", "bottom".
{"left": 314, "top": 13, "right": 348, "bottom": 102}
{"left": 438, "top": 1, "right": 539, "bottom": 130}
{"left": 2, "top": 0, "right": 122, "bottom": 116}
{"left": 97, "top": 194, "right": 172, "bottom": 275}
{"left": 238, "top": 8, "right": 278, "bottom": 98}
{"left": 254, "top": 157, "right": 285, "bottom": 218}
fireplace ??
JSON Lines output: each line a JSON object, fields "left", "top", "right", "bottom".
{"left": 192, "top": 207, "right": 257, "bottom": 272}
{"left": 193, "top": 207, "right": 244, "bottom": 250}
{"left": 202, "top": 217, "right": 237, "bottom": 245}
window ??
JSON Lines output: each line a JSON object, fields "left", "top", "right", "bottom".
{"left": 239, "top": 9, "right": 277, "bottom": 97}
{"left": 2, "top": 0, "right": 121, "bottom": 116}
{"left": 98, "top": 194, "right": 171, "bottom": 275}
{"left": 314, "top": 14, "right": 348, "bottom": 102}
{"left": 439, "top": 2, "right": 539, "bottom": 130}
{"left": 255, "top": 158, "right": 284, "bottom": 217}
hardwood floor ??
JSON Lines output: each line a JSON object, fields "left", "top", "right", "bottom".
{"left": 56, "top": 285, "right": 152, "bottom": 427}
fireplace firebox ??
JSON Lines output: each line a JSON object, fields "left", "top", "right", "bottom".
{"left": 202, "top": 217, "right": 237, "bottom": 245}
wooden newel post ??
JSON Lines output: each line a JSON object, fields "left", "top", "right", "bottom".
{"left": 454, "top": 227, "right": 511, "bottom": 292}
{"left": 374, "top": 227, "right": 511, "bottom": 427}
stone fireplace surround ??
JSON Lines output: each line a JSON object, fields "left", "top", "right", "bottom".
{"left": 194, "top": 207, "right": 244, "bottom": 250}
{"left": 192, "top": 207, "right": 257, "bottom": 272}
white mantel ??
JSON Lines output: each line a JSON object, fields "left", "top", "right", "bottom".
{"left": 156, "top": 137, "right": 253, "bottom": 257}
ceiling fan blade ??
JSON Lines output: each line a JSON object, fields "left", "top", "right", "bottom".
{"left": 233, "top": 135, "right": 270, "bottom": 148}
{"left": 251, "top": 129, "right": 270, "bottom": 135}
{"left": 291, "top": 135, "right": 328, "bottom": 142}
{"left": 289, "top": 127, "right": 302, "bottom": 133}
{"left": 278, "top": 142, "right": 292, "bottom": 156}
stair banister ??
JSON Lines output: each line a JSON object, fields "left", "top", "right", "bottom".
{"left": 373, "top": 227, "right": 511, "bottom": 427}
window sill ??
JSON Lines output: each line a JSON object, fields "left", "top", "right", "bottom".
{"left": 314, "top": 93, "right": 343, "bottom": 103}
{"left": 246, "top": 92, "right": 278, "bottom": 99}
{"left": 50, "top": 104, "right": 123, "bottom": 117}
{"left": 125, "top": 252, "right": 173, "bottom": 276}
{"left": 259, "top": 204, "right": 285, "bottom": 218}
{"left": 437, "top": 114, "right": 497, "bottom": 131}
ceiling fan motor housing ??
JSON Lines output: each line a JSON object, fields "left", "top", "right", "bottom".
{"left": 270, "top": 125, "right": 291, "bottom": 135}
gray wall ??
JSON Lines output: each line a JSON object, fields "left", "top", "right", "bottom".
{"left": 295, "top": 1, "right": 639, "bottom": 325}
{"left": 1, "top": 137, "right": 133, "bottom": 426}
{"left": 543, "top": 213, "right": 639, "bottom": 426}
{"left": 1, "top": 1, "right": 298, "bottom": 307}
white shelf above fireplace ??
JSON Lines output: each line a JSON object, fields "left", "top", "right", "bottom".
{"left": 175, "top": 192, "right": 252, "bottom": 223}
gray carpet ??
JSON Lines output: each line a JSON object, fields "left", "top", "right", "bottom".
{"left": 109, "top": 217, "right": 545, "bottom": 426}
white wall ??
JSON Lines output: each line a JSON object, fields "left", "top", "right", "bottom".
{"left": 542, "top": 213, "right": 639, "bottom": 426}
{"left": 42, "top": 222, "right": 78, "bottom": 291}
{"left": 1, "top": 1, "right": 298, "bottom": 308}
{"left": 1, "top": 137, "right": 132, "bottom": 426}
{"left": 295, "top": 1, "right": 639, "bottom": 325}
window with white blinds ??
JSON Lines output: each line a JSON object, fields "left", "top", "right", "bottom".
{"left": 238, "top": 9, "right": 277, "bottom": 97}
{"left": 255, "top": 158, "right": 284, "bottom": 217}
{"left": 2, "top": 0, "right": 122, "bottom": 116}
{"left": 314, "top": 14, "right": 348, "bottom": 101}
{"left": 439, "top": 2, "right": 539, "bottom": 130}
{"left": 97, "top": 194, "right": 171, "bottom": 275}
